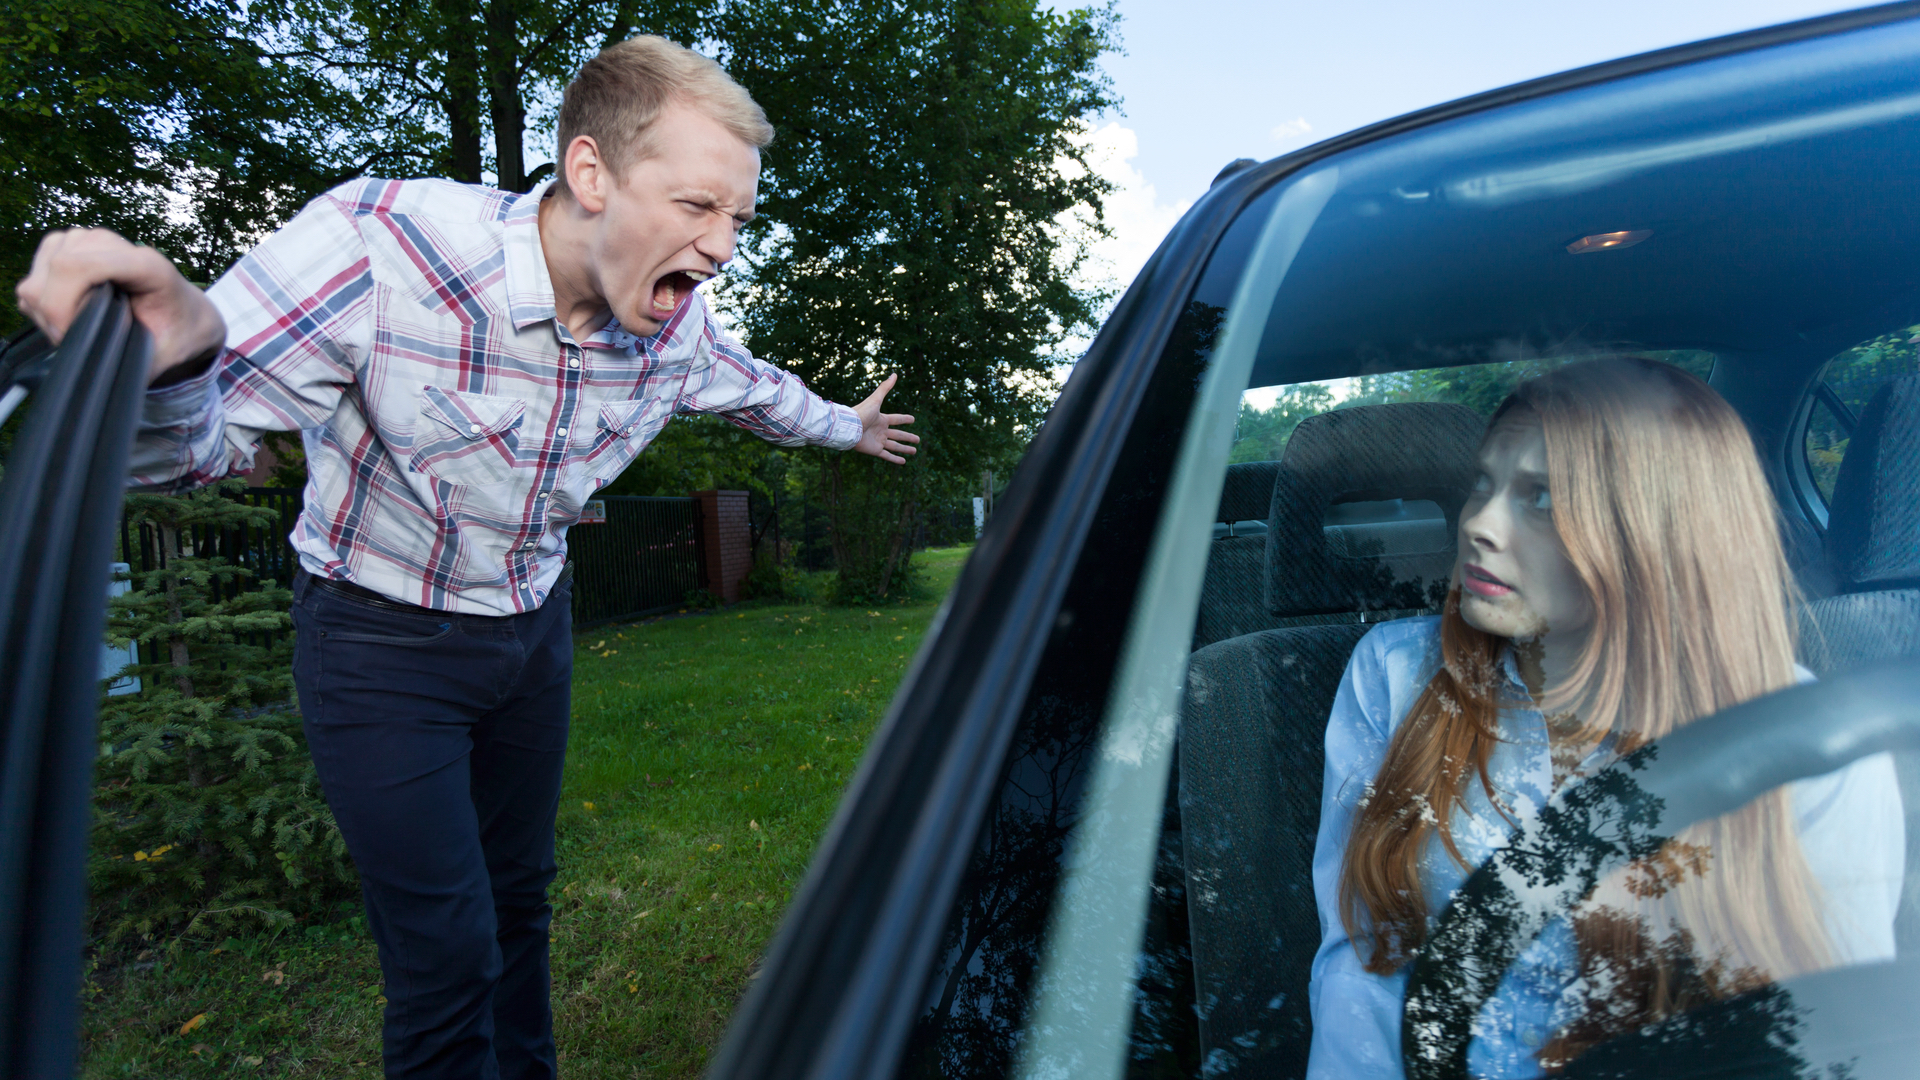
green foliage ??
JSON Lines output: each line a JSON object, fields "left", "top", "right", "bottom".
{"left": 1803, "top": 325, "right": 1919, "bottom": 499}
{"left": 599, "top": 413, "right": 786, "bottom": 502}
{"left": 717, "top": 0, "right": 1119, "bottom": 597}
{"left": 0, "top": 0, "right": 354, "bottom": 332}
{"left": 93, "top": 480, "right": 353, "bottom": 944}
{"left": 1228, "top": 383, "right": 1333, "bottom": 464}
{"left": 80, "top": 547, "right": 972, "bottom": 1078}
{"left": 275, "top": 0, "right": 709, "bottom": 190}
{"left": 1232, "top": 351, "right": 1721, "bottom": 463}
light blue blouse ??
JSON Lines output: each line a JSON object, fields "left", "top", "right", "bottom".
{"left": 1305, "top": 616, "right": 1905, "bottom": 1080}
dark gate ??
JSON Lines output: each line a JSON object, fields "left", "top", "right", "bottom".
{"left": 118, "top": 486, "right": 302, "bottom": 589}
{"left": 567, "top": 496, "right": 705, "bottom": 626}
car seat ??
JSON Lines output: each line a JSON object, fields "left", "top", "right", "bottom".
{"left": 1797, "top": 374, "right": 1920, "bottom": 952}
{"left": 1179, "top": 402, "right": 1482, "bottom": 1079}
{"left": 1194, "top": 461, "right": 1282, "bottom": 649}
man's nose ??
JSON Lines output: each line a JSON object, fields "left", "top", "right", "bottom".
{"left": 696, "top": 217, "right": 736, "bottom": 269}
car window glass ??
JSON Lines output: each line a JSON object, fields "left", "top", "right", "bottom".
{"left": 1233, "top": 352, "right": 1715, "bottom": 464}
{"left": 1802, "top": 326, "right": 1920, "bottom": 508}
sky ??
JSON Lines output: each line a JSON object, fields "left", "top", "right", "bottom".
{"left": 1070, "top": 0, "right": 1870, "bottom": 299}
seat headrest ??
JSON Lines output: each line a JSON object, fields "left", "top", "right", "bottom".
{"left": 1829, "top": 374, "right": 1920, "bottom": 591}
{"left": 1215, "top": 461, "right": 1281, "bottom": 523}
{"left": 1265, "top": 402, "right": 1483, "bottom": 617}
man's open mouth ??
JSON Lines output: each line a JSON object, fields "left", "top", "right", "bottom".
{"left": 651, "top": 270, "right": 712, "bottom": 316}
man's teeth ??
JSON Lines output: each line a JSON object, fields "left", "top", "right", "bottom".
{"left": 684, "top": 270, "right": 712, "bottom": 283}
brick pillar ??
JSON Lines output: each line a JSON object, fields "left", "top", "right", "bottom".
{"left": 691, "top": 489, "right": 752, "bottom": 603}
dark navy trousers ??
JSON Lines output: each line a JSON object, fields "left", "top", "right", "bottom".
{"left": 291, "top": 571, "right": 571, "bottom": 1080}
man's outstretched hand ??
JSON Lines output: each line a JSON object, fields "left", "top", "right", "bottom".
{"left": 15, "top": 228, "right": 227, "bottom": 386}
{"left": 852, "top": 374, "right": 920, "bottom": 465}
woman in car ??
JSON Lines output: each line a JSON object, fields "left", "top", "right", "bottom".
{"left": 1306, "top": 357, "right": 1904, "bottom": 1078}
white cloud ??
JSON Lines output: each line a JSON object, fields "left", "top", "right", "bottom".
{"left": 1270, "top": 117, "right": 1313, "bottom": 143}
{"left": 1065, "top": 121, "right": 1193, "bottom": 299}
{"left": 1050, "top": 121, "right": 1194, "bottom": 382}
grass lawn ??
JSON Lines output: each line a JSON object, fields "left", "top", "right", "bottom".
{"left": 78, "top": 546, "right": 972, "bottom": 1079}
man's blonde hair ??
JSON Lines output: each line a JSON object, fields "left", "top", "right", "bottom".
{"left": 554, "top": 36, "right": 773, "bottom": 198}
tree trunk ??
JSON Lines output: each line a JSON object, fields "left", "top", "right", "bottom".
{"left": 825, "top": 457, "right": 850, "bottom": 575}
{"left": 161, "top": 525, "right": 196, "bottom": 698}
{"left": 484, "top": 0, "right": 527, "bottom": 191}
{"left": 875, "top": 496, "right": 917, "bottom": 600}
{"left": 438, "top": 0, "right": 484, "bottom": 183}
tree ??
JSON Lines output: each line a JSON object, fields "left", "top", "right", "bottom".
{"left": 91, "top": 480, "right": 353, "bottom": 942}
{"left": 717, "top": 0, "right": 1119, "bottom": 599}
{"left": 0, "top": 0, "right": 356, "bottom": 331}
{"left": 272, "top": 0, "right": 708, "bottom": 189}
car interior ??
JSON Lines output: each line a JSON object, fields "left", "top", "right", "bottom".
{"left": 1166, "top": 21, "right": 1920, "bottom": 1075}
{"left": 1181, "top": 355, "right": 1919, "bottom": 1076}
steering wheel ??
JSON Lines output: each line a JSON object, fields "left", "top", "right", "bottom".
{"left": 1399, "top": 658, "right": 1920, "bottom": 1080}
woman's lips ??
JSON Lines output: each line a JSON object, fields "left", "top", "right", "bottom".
{"left": 1461, "top": 563, "right": 1514, "bottom": 598}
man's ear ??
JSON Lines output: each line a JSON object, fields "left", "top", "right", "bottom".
{"left": 563, "top": 135, "right": 611, "bottom": 214}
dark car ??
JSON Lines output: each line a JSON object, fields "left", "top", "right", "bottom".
{"left": 6, "top": 5, "right": 1920, "bottom": 1080}
{"left": 699, "top": 5, "right": 1920, "bottom": 1080}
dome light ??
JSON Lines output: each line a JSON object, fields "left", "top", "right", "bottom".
{"left": 1566, "top": 229, "right": 1652, "bottom": 254}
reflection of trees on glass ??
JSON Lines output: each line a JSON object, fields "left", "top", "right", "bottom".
{"left": 897, "top": 299, "right": 1223, "bottom": 1079}
{"left": 1123, "top": 787, "right": 1200, "bottom": 1079}
{"left": 898, "top": 692, "right": 1098, "bottom": 1079}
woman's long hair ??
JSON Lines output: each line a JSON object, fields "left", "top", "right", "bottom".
{"left": 1334, "top": 358, "right": 1830, "bottom": 1065}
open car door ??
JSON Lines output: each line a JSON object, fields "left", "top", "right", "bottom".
{"left": 0, "top": 289, "right": 149, "bottom": 1078}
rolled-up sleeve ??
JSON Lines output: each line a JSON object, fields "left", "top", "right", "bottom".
{"left": 127, "top": 191, "right": 373, "bottom": 492}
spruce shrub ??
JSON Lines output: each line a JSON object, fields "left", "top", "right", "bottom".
{"left": 92, "top": 480, "right": 354, "bottom": 944}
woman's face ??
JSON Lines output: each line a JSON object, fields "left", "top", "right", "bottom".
{"left": 1455, "top": 412, "right": 1593, "bottom": 645}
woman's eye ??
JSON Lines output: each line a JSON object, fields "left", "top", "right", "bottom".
{"left": 1530, "top": 487, "right": 1553, "bottom": 511}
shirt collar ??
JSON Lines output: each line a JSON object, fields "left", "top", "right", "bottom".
{"left": 1498, "top": 644, "right": 1534, "bottom": 699}
{"left": 500, "top": 180, "right": 646, "bottom": 352}
{"left": 503, "top": 180, "right": 558, "bottom": 332}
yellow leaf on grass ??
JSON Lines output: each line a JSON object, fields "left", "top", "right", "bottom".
{"left": 749, "top": 820, "right": 760, "bottom": 830}
{"left": 797, "top": 763, "right": 812, "bottom": 772}
{"left": 707, "top": 843, "right": 723, "bottom": 851}
{"left": 628, "top": 983, "right": 639, "bottom": 993}
{"left": 179, "top": 1013, "right": 207, "bottom": 1035}
{"left": 582, "top": 801, "right": 596, "bottom": 812}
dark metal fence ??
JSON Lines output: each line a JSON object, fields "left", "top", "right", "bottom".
{"left": 118, "top": 487, "right": 303, "bottom": 591}
{"left": 568, "top": 496, "right": 705, "bottom": 627}
{"left": 119, "top": 489, "right": 704, "bottom": 629}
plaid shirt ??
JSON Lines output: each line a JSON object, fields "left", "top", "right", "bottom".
{"left": 131, "top": 178, "right": 861, "bottom": 615}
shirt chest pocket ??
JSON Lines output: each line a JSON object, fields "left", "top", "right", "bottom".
{"left": 570, "top": 399, "right": 657, "bottom": 482}
{"left": 410, "top": 386, "right": 527, "bottom": 488}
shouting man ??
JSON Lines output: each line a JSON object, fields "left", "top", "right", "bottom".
{"left": 16, "top": 37, "right": 916, "bottom": 1079}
